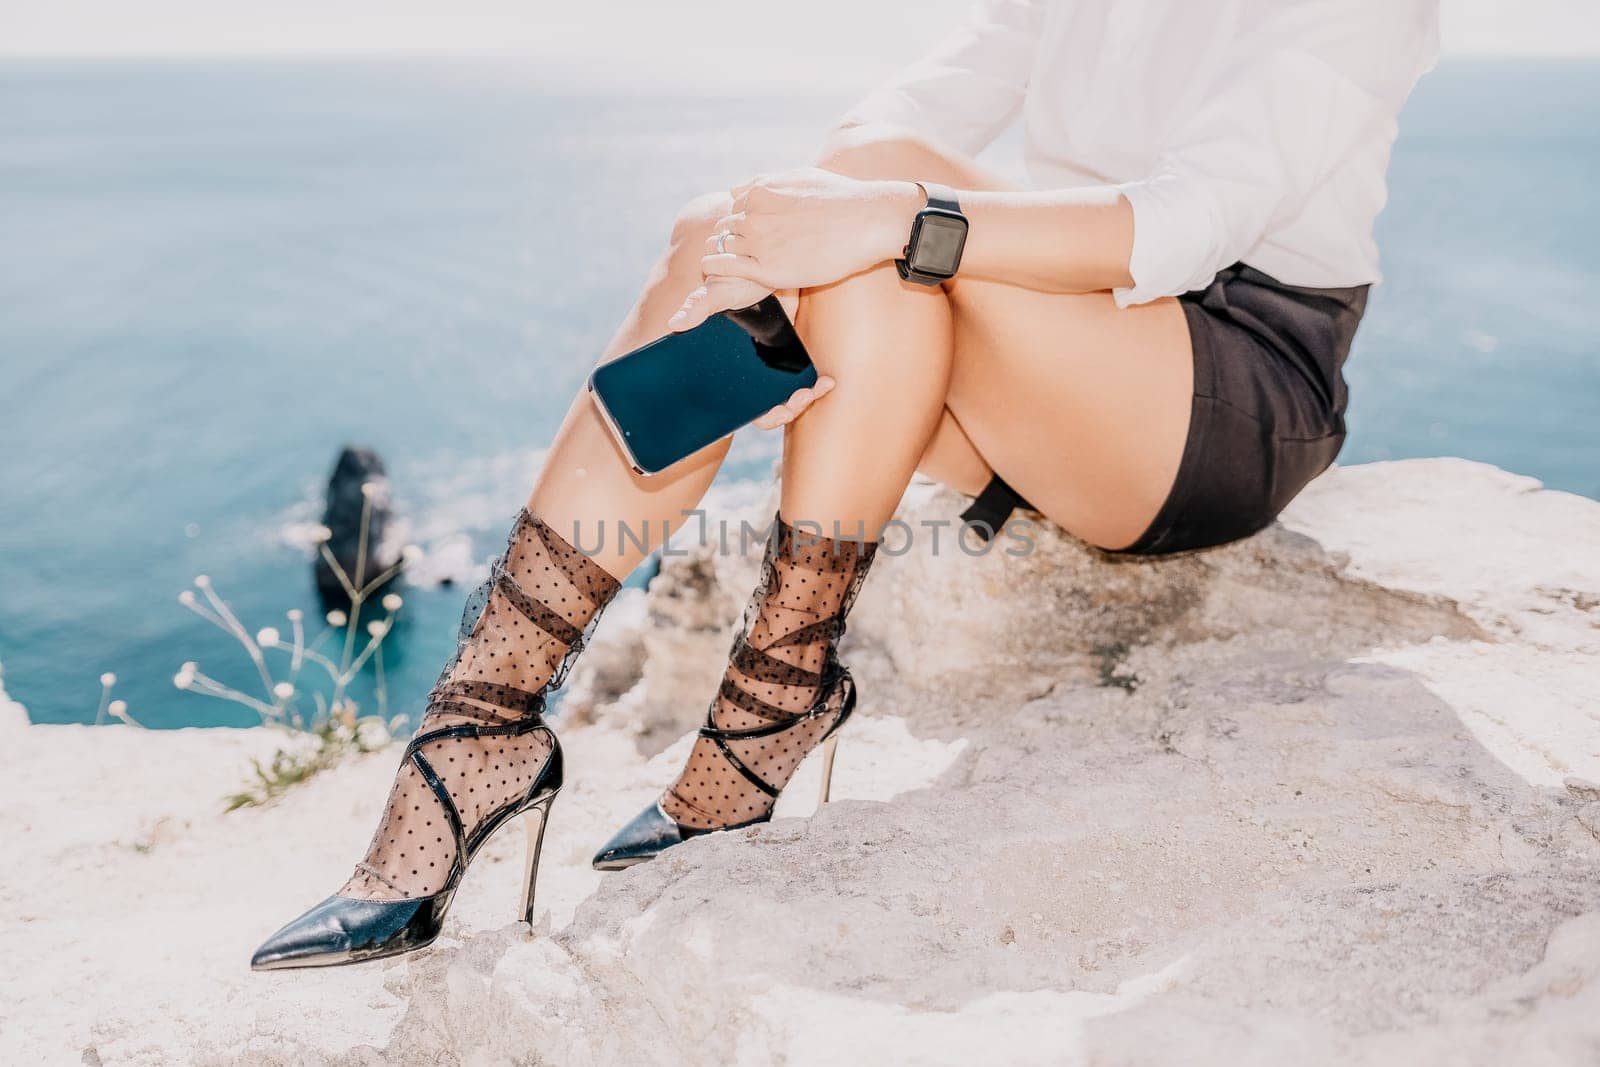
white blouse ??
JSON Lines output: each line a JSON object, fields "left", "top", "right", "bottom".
{"left": 843, "top": 0, "right": 1440, "bottom": 306}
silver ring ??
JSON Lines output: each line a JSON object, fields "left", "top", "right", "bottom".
{"left": 714, "top": 231, "right": 733, "bottom": 255}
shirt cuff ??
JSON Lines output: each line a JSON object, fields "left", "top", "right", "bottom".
{"left": 1112, "top": 175, "right": 1222, "bottom": 308}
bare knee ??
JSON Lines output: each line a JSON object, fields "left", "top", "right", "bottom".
{"left": 638, "top": 191, "right": 734, "bottom": 299}
{"left": 668, "top": 191, "right": 732, "bottom": 253}
{"left": 795, "top": 262, "right": 953, "bottom": 384}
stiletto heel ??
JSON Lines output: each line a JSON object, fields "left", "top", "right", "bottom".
{"left": 518, "top": 789, "right": 558, "bottom": 931}
{"left": 813, "top": 677, "right": 854, "bottom": 810}
{"left": 250, "top": 509, "right": 615, "bottom": 971}
{"left": 251, "top": 732, "right": 566, "bottom": 970}
{"left": 592, "top": 673, "right": 859, "bottom": 871}
{"left": 816, "top": 734, "right": 840, "bottom": 807}
{"left": 593, "top": 515, "right": 874, "bottom": 872}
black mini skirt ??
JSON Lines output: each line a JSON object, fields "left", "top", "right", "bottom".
{"left": 962, "top": 263, "right": 1369, "bottom": 556}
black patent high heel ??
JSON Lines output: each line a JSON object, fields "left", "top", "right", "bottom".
{"left": 251, "top": 508, "right": 618, "bottom": 972}
{"left": 592, "top": 514, "right": 874, "bottom": 872}
{"left": 591, "top": 672, "right": 856, "bottom": 871}
{"left": 251, "top": 726, "right": 563, "bottom": 971}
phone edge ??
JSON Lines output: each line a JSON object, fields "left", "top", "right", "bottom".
{"left": 585, "top": 371, "right": 657, "bottom": 477}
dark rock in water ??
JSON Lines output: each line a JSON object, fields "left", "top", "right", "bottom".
{"left": 315, "top": 446, "right": 401, "bottom": 606}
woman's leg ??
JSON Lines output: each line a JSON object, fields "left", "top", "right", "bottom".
{"left": 538, "top": 127, "right": 1187, "bottom": 578}
{"left": 652, "top": 263, "right": 954, "bottom": 831}
{"left": 782, "top": 267, "right": 955, "bottom": 532}
{"left": 941, "top": 280, "right": 1191, "bottom": 550}
{"left": 327, "top": 201, "right": 760, "bottom": 898}
{"left": 817, "top": 125, "right": 1193, "bottom": 551}
{"left": 644, "top": 130, "right": 1194, "bottom": 838}
{"left": 528, "top": 194, "right": 738, "bottom": 579}
{"left": 257, "top": 192, "right": 782, "bottom": 952}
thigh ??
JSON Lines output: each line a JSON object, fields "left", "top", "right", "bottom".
{"left": 944, "top": 281, "right": 1193, "bottom": 551}
{"left": 818, "top": 124, "right": 1194, "bottom": 550}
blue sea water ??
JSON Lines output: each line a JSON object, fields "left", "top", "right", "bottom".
{"left": 1, "top": 58, "right": 1596, "bottom": 728}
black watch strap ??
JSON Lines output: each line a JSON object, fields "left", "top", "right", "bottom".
{"left": 916, "top": 181, "right": 960, "bottom": 214}
{"left": 897, "top": 181, "right": 965, "bottom": 286}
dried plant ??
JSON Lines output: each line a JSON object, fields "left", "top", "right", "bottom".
{"left": 223, "top": 714, "right": 390, "bottom": 811}
{"left": 160, "top": 483, "right": 422, "bottom": 807}
{"left": 94, "top": 672, "right": 140, "bottom": 727}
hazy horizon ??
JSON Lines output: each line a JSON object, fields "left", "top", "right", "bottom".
{"left": 3, "top": 0, "right": 1598, "bottom": 87}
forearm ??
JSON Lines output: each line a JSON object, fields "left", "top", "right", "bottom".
{"left": 874, "top": 182, "right": 1136, "bottom": 294}
{"left": 683, "top": 169, "right": 1138, "bottom": 327}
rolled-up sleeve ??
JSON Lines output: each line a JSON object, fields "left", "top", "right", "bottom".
{"left": 840, "top": 0, "right": 1044, "bottom": 155}
{"left": 1113, "top": 44, "right": 1391, "bottom": 307}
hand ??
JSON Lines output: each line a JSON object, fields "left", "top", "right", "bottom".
{"left": 667, "top": 168, "right": 921, "bottom": 332}
{"left": 750, "top": 375, "right": 836, "bottom": 431}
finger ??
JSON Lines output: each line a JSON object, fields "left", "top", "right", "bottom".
{"left": 751, "top": 405, "right": 794, "bottom": 431}
{"left": 752, "top": 375, "right": 834, "bottom": 430}
{"left": 702, "top": 231, "right": 748, "bottom": 257}
{"left": 667, "top": 286, "right": 714, "bottom": 332}
{"left": 713, "top": 212, "right": 746, "bottom": 234}
{"left": 779, "top": 377, "right": 835, "bottom": 417}
{"left": 783, "top": 377, "right": 831, "bottom": 413}
{"left": 668, "top": 277, "right": 770, "bottom": 330}
{"left": 705, "top": 275, "right": 772, "bottom": 307}
{"left": 792, "top": 376, "right": 836, "bottom": 410}
{"left": 701, "top": 252, "right": 764, "bottom": 281}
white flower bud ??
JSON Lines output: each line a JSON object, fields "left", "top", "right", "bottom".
{"left": 256, "top": 627, "right": 280, "bottom": 648}
{"left": 367, "top": 620, "right": 390, "bottom": 638}
{"left": 326, "top": 610, "right": 348, "bottom": 627}
{"left": 273, "top": 682, "right": 295, "bottom": 700}
{"left": 381, "top": 594, "right": 403, "bottom": 612}
{"left": 178, "top": 591, "right": 197, "bottom": 606}
{"left": 286, "top": 608, "right": 304, "bottom": 622}
{"left": 99, "top": 672, "right": 116, "bottom": 687}
{"left": 173, "top": 671, "right": 193, "bottom": 690}
{"left": 108, "top": 700, "right": 128, "bottom": 718}
{"left": 310, "top": 525, "right": 333, "bottom": 544}
{"left": 194, "top": 575, "right": 211, "bottom": 589}
{"left": 401, "top": 544, "right": 424, "bottom": 564}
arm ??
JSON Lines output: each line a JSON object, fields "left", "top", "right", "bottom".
{"left": 892, "top": 12, "right": 1422, "bottom": 299}
{"left": 886, "top": 183, "right": 1137, "bottom": 294}
{"left": 676, "top": 2, "right": 1436, "bottom": 322}
{"left": 669, "top": 174, "right": 1135, "bottom": 327}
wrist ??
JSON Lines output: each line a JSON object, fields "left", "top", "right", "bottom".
{"left": 873, "top": 180, "right": 926, "bottom": 262}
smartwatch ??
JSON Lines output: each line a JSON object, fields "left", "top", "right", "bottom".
{"left": 896, "top": 181, "right": 969, "bottom": 286}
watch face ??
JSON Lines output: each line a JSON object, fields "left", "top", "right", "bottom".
{"left": 912, "top": 212, "right": 967, "bottom": 277}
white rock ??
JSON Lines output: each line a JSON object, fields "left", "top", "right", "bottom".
{"left": 4, "top": 458, "right": 1599, "bottom": 1065}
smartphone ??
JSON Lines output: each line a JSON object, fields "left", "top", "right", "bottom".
{"left": 588, "top": 295, "right": 817, "bottom": 475}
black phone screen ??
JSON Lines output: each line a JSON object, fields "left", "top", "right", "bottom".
{"left": 587, "top": 296, "right": 817, "bottom": 474}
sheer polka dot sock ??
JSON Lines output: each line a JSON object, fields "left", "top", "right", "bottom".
{"left": 341, "top": 510, "right": 619, "bottom": 901}
{"left": 662, "top": 515, "right": 877, "bottom": 831}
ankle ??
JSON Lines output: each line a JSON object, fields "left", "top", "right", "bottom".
{"left": 430, "top": 508, "right": 621, "bottom": 726}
